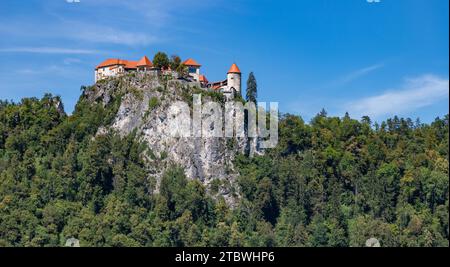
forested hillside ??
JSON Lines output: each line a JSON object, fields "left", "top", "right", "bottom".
{"left": 0, "top": 93, "right": 448, "bottom": 247}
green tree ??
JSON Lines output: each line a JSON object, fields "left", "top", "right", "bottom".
{"left": 246, "top": 72, "right": 257, "bottom": 104}
{"left": 0, "top": 88, "right": 449, "bottom": 248}
{"left": 169, "top": 55, "right": 182, "bottom": 70}
{"left": 153, "top": 52, "right": 169, "bottom": 69}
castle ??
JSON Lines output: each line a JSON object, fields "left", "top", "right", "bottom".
{"left": 95, "top": 55, "right": 241, "bottom": 98}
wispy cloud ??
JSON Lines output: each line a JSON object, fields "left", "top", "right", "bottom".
{"left": 16, "top": 64, "right": 78, "bottom": 76}
{"left": 340, "top": 64, "right": 384, "bottom": 83}
{"left": 345, "top": 74, "right": 449, "bottom": 119}
{"left": 70, "top": 25, "right": 162, "bottom": 46}
{"left": 0, "top": 47, "right": 101, "bottom": 54}
{"left": 0, "top": 21, "right": 162, "bottom": 47}
{"left": 63, "top": 58, "right": 82, "bottom": 65}
{"left": 315, "top": 63, "right": 385, "bottom": 91}
{"left": 0, "top": 0, "right": 221, "bottom": 49}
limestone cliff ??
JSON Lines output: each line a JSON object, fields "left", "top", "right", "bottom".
{"left": 82, "top": 72, "right": 253, "bottom": 204}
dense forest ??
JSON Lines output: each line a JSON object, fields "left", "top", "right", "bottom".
{"left": 0, "top": 92, "right": 448, "bottom": 247}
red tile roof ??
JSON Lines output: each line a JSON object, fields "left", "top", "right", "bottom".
{"left": 123, "top": 60, "right": 137, "bottom": 69}
{"left": 183, "top": 58, "right": 201, "bottom": 67}
{"left": 96, "top": 58, "right": 122, "bottom": 69}
{"left": 137, "top": 56, "right": 153, "bottom": 67}
{"left": 96, "top": 58, "right": 137, "bottom": 69}
{"left": 199, "top": 74, "right": 208, "bottom": 83}
{"left": 228, "top": 63, "right": 241, "bottom": 74}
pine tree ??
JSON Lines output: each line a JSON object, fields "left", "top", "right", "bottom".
{"left": 246, "top": 72, "right": 257, "bottom": 104}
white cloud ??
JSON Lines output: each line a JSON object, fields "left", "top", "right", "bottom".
{"left": 16, "top": 65, "right": 73, "bottom": 76}
{"left": 346, "top": 75, "right": 449, "bottom": 118}
{"left": 0, "top": 47, "right": 100, "bottom": 54}
{"left": 0, "top": 22, "right": 161, "bottom": 47}
{"left": 63, "top": 58, "right": 82, "bottom": 65}
{"left": 340, "top": 64, "right": 384, "bottom": 83}
{"left": 0, "top": 0, "right": 223, "bottom": 49}
{"left": 70, "top": 25, "right": 161, "bottom": 46}
{"left": 315, "top": 63, "right": 385, "bottom": 91}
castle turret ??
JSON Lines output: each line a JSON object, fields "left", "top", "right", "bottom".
{"left": 136, "top": 56, "right": 153, "bottom": 72}
{"left": 183, "top": 58, "right": 201, "bottom": 82}
{"left": 226, "top": 63, "right": 241, "bottom": 96}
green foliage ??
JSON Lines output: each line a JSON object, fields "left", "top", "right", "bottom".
{"left": 148, "top": 97, "right": 159, "bottom": 110}
{"left": 169, "top": 55, "right": 182, "bottom": 71}
{"left": 128, "top": 87, "right": 144, "bottom": 101}
{"left": 209, "top": 179, "right": 222, "bottom": 195}
{"left": 0, "top": 92, "right": 448, "bottom": 247}
{"left": 235, "top": 113, "right": 449, "bottom": 247}
{"left": 177, "top": 64, "right": 189, "bottom": 78}
{"left": 246, "top": 72, "right": 257, "bottom": 104}
{"left": 153, "top": 52, "right": 169, "bottom": 69}
{"left": 180, "top": 86, "right": 226, "bottom": 110}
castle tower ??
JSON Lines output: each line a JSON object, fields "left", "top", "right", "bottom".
{"left": 183, "top": 58, "right": 201, "bottom": 82}
{"left": 226, "top": 63, "right": 241, "bottom": 95}
{"left": 136, "top": 56, "right": 153, "bottom": 72}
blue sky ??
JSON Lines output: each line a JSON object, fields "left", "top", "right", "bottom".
{"left": 0, "top": 0, "right": 448, "bottom": 123}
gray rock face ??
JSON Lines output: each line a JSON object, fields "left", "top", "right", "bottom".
{"left": 65, "top": 237, "right": 80, "bottom": 247}
{"left": 85, "top": 73, "right": 255, "bottom": 204}
{"left": 53, "top": 99, "right": 66, "bottom": 116}
{"left": 365, "top": 238, "right": 381, "bottom": 247}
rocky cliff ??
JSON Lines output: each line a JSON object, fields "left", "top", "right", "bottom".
{"left": 82, "top": 72, "right": 253, "bottom": 204}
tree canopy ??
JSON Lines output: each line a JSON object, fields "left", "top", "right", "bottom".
{"left": 0, "top": 92, "right": 448, "bottom": 247}
{"left": 153, "top": 52, "right": 170, "bottom": 69}
{"left": 246, "top": 72, "right": 257, "bottom": 104}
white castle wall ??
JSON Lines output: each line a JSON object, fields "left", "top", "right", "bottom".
{"left": 226, "top": 72, "right": 241, "bottom": 94}
{"left": 95, "top": 65, "right": 125, "bottom": 82}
